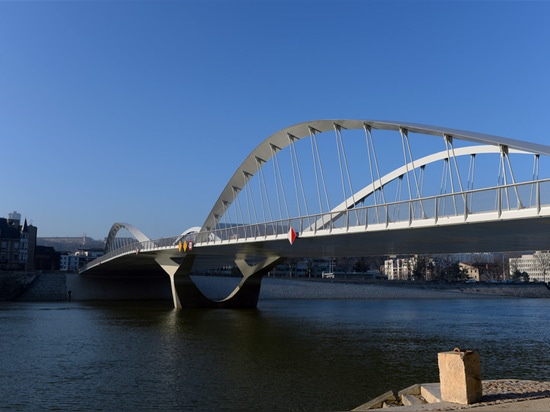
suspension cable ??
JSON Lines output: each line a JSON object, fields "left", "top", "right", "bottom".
{"left": 443, "top": 134, "right": 459, "bottom": 215}
{"left": 256, "top": 157, "right": 273, "bottom": 224}
{"left": 288, "top": 134, "right": 302, "bottom": 219}
{"left": 309, "top": 127, "right": 331, "bottom": 214}
{"left": 530, "top": 154, "right": 540, "bottom": 206}
{"left": 497, "top": 145, "right": 512, "bottom": 210}
{"left": 533, "top": 154, "right": 540, "bottom": 180}
{"left": 334, "top": 124, "right": 356, "bottom": 209}
{"left": 440, "top": 158, "right": 448, "bottom": 194}
{"left": 243, "top": 171, "right": 260, "bottom": 235}
{"left": 233, "top": 186, "right": 246, "bottom": 235}
{"left": 364, "top": 124, "right": 387, "bottom": 206}
{"left": 443, "top": 136, "right": 456, "bottom": 193}
{"left": 400, "top": 128, "right": 426, "bottom": 217}
{"left": 221, "top": 200, "right": 230, "bottom": 238}
{"left": 447, "top": 135, "right": 466, "bottom": 192}
{"left": 334, "top": 125, "right": 349, "bottom": 208}
{"left": 467, "top": 154, "right": 476, "bottom": 191}
{"left": 288, "top": 133, "right": 310, "bottom": 221}
{"left": 270, "top": 144, "right": 284, "bottom": 221}
{"left": 467, "top": 154, "right": 476, "bottom": 211}
{"left": 502, "top": 145, "right": 523, "bottom": 209}
{"left": 394, "top": 175, "right": 404, "bottom": 221}
{"left": 400, "top": 128, "right": 414, "bottom": 201}
{"left": 272, "top": 146, "right": 290, "bottom": 220}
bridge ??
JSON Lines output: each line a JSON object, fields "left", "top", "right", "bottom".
{"left": 80, "top": 120, "right": 550, "bottom": 308}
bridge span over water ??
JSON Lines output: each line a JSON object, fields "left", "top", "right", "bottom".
{"left": 81, "top": 120, "right": 550, "bottom": 308}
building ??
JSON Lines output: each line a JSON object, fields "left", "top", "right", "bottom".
{"left": 60, "top": 248, "right": 104, "bottom": 272}
{"left": 384, "top": 256, "right": 417, "bottom": 280}
{"left": 509, "top": 251, "right": 550, "bottom": 282}
{"left": 0, "top": 211, "right": 37, "bottom": 271}
{"left": 459, "top": 262, "right": 502, "bottom": 282}
{"left": 34, "top": 246, "right": 60, "bottom": 270}
{"left": 459, "top": 262, "right": 480, "bottom": 281}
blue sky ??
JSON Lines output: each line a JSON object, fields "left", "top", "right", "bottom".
{"left": 1, "top": 0, "right": 549, "bottom": 240}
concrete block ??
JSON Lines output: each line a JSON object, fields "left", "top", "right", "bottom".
{"left": 398, "top": 383, "right": 421, "bottom": 397}
{"left": 421, "top": 383, "right": 442, "bottom": 403}
{"left": 351, "top": 390, "right": 396, "bottom": 411}
{"left": 438, "top": 348, "right": 482, "bottom": 404}
{"left": 401, "top": 393, "right": 426, "bottom": 406}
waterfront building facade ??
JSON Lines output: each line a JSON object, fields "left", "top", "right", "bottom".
{"left": 459, "top": 263, "right": 480, "bottom": 281}
{"left": 509, "top": 252, "right": 550, "bottom": 283}
{"left": 0, "top": 211, "right": 37, "bottom": 271}
{"left": 34, "top": 246, "right": 60, "bottom": 270}
{"left": 384, "top": 256, "right": 417, "bottom": 280}
{"left": 60, "top": 248, "right": 104, "bottom": 272}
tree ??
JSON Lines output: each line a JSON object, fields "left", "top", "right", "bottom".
{"left": 336, "top": 257, "right": 352, "bottom": 275}
{"left": 440, "top": 260, "right": 467, "bottom": 282}
{"left": 512, "top": 270, "right": 529, "bottom": 283}
{"left": 353, "top": 257, "right": 368, "bottom": 273}
{"left": 533, "top": 251, "right": 550, "bottom": 282}
{"left": 304, "top": 258, "right": 314, "bottom": 278}
{"left": 412, "top": 255, "right": 434, "bottom": 281}
{"left": 509, "top": 258, "right": 519, "bottom": 276}
{"left": 286, "top": 258, "right": 298, "bottom": 277}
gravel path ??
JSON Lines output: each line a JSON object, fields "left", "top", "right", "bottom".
{"left": 475, "top": 380, "right": 550, "bottom": 406}
{"left": 415, "top": 380, "right": 550, "bottom": 411}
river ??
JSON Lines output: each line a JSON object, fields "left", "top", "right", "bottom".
{"left": 1, "top": 297, "right": 550, "bottom": 411}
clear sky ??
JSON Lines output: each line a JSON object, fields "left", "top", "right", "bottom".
{"left": 1, "top": 0, "right": 549, "bottom": 240}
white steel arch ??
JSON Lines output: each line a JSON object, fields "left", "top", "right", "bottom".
{"left": 105, "top": 222, "right": 151, "bottom": 253}
{"left": 307, "top": 145, "right": 529, "bottom": 232}
{"left": 201, "top": 120, "right": 550, "bottom": 233}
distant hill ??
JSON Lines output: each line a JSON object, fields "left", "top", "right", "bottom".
{"left": 37, "top": 237, "right": 105, "bottom": 253}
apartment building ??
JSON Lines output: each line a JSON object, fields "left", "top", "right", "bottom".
{"left": 0, "top": 211, "right": 37, "bottom": 271}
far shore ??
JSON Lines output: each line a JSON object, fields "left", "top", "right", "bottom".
{"left": 1, "top": 271, "right": 550, "bottom": 302}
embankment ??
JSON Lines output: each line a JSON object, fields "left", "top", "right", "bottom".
{"left": 2, "top": 272, "right": 550, "bottom": 302}
{"left": 0, "top": 272, "right": 37, "bottom": 300}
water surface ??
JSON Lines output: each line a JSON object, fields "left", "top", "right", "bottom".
{"left": 1, "top": 298, "right": 549, "bottom": 411}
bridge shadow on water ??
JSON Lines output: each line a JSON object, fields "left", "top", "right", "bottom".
{"left": 66, "top": 295, "right": 550, "bottom": 411}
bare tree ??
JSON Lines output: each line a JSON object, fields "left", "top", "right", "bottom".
{"left": 304, "top": 257, "right": 314, "bottom": 278}
{"left": 336, "top": 257, "right": 352, "bottom": 275}
{"left": 286, "top": 257, "right": 298, "bottom": 277}
{"left": 534, "top": 251, "right": 550, "bottom": 282}
{"left": 509, "top": 257, "right": 519, "bottom": 276}
{"left": 353, "top": 257, "right": 368, "bottom": 273}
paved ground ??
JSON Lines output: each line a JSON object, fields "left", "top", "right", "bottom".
{"left": 352, "top": 380, "right": 550, "bottom": 411}
{"left": 375, "top": 397, "right": 550, "bottom": 411}
{"left": 468, "top": 397, "right": 550, "bottom": 411}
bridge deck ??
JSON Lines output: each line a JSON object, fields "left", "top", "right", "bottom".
{"left": 82, "top": 214, "right": 550, "bottom": 278}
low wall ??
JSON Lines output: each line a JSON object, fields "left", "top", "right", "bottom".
{"left": 0, "top": 272, "right": 37, "bottom": 300}
{"left": 0, "top": 272, "right": 172, "bottom": 301}
{"left": 2, "top": 272, "right": 550, "bottom": 302}
{"left": 65, "top": 273, "right": 172, "bottom": 301}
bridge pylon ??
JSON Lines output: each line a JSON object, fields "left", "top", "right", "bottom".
{"left": 155, "top": 254, "right": 285, "bottom": 309}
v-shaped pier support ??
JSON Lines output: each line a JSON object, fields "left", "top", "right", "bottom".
{"left": 155, "top": 254, "right": 285, "bottom": 309}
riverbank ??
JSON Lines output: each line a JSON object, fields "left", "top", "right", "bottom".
{"left": 353, "top": 379, "right": 550, "bottom": 411}
{"left": 0, "top": 271, "right": 38, "bottom": 300}
{"left": 259, "top": 277, "right": 550, "bottom": 299}
{"left": 2, "top": 272, "right": 550, "bottom": 301}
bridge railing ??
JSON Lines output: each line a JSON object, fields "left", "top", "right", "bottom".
{"left": 80, "top": 235, "right": 181, "bottom": 272}
{"left": 82, "top": 179, "right": 550, "bottom": 272}
{"left": 195, "top": 179, "right": 550, "bottom": 245}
